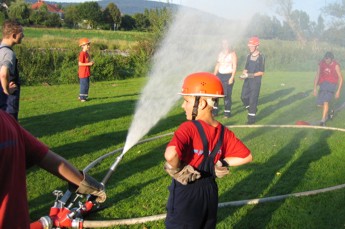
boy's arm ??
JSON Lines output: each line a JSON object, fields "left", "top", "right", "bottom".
{"left": 0, "top": 65, "right": 15, "bottom": 95}
{"left": 38, "top": 150, "right": 83, "bottom": 185}
{"left": 164, "top": 146, "right": 180, "bottom": 168}
{"left": 38, "top": 150, "right": 106, "bottom": 203}
{"left": 313, "top": 67, "right": 320, "bottom": 96}
{"left": 78, "top": 61, "right": 94, "bottom": 67}
{"left": 164, "top": 146, "right": 201, "bottom": 185}
{"left": 223, "top": 154, "right": 253, "bottom": 167}
{"left": 335, "top": 64, "right": 343, "bottom": 98}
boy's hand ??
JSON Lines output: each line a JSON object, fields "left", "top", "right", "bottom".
{"left": 239, "top": 73, "right": 248, "bottom": 79}
{"left": 7, "top": 82, "right": 17, "bottom": 95}
{"left": 164, "top": 162, "right": 201, "bottom": 185}
{"left": 215, "top": 160, "right": 229, "bottom": 178}
{"left": 70, "top": 172, "right": 106, "bottom": 203}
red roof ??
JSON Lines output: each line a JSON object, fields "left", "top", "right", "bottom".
{"left": 31, "top": 0, "right": 63, "bottom": 13}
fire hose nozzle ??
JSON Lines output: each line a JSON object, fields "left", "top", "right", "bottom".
{"left": 39, "top": 216, "right": 53, "bottom": 229}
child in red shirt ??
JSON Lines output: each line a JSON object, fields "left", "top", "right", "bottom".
{"left": 313, "top": 52, "right": 343, "bottom": 126}
{"left": 164, "top": 72, "right": 252, "bottom": 228}
{"left": 78, "top": 38, "right": 94, "bottom": 102}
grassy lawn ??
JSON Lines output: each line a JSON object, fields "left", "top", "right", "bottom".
{"left": 21, "top": 72, "right": 345, "bottom": 228}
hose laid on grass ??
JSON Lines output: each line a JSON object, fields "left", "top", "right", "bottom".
{"left": 81, "top": 124, "right": 345, "bottom": 227}
{"left": 83, "top": 182, "right": 345, "bottom": 227}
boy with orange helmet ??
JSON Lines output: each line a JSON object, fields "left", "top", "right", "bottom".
{"left": 240, "top": 36, "right": 265, "bottom": 124}
{"left": 164, "top": 72, "right": 252, "bottom": 228}
{"left": 78, "top": 38, "right": 94, "bottom": 102}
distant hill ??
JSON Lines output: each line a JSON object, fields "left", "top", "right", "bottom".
{"left": 26, "top": 0, "right": 178, "bottom": 15}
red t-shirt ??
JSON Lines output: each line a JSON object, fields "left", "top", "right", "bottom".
{"left": 318, "top": 60, "right": 340, "bottom": 84}
{"left": 78, "top": 51, "right": 91, "bottom": 78}
{"left": 167, "top": 120, "right": 250, "bottom": 168}
{"left": 0, "top": 111, "right": 49, "bottom": 229}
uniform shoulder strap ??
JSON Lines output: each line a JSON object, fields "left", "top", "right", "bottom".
{"left": 192, "top": 120, "right": 225, "bottom": 175}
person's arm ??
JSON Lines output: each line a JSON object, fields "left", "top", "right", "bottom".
{"left": 229, "top": 52, "right": 237, "bottom": 84}
{"left": 164, "top": 146, "right": 180, "bottom": 169}
{"left": 78, "top": 61, "right": 94, "bottom": 67}
{"left": 37, "top": 150, "right": 106, "bottom": 203}
{"left": 37, "top": 150, "right": 83, "bottom": 186}
{"left": 0, "top": 65, "right": 16, "bottom": 95}
{"left": 314, "top": 67, "right": 320, "bottom": 97}
{"left": 164, "top": 145, "right": 200, "bottom": 185}
{"left": 223, "top": 154, "right": 253, "bottom": 166}
{"left": 335, "top": 64, "right": 343, "bottom": 99}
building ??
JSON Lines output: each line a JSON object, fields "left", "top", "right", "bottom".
{"left": 31, "top": 0, "right": 64, "bottom": 17}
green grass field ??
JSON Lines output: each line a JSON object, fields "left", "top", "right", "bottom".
{"left": 22, "top": 72, "right": 345, "bottom": 228}
{"left": 23, "top": 27, "right": 152, "bottom": 50}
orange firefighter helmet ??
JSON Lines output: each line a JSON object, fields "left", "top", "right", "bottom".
{"left": 248, "top": 36, "right": 260, "bottom": 46}
{"left": 79, "top": 38, "right": 91, "bottom": 47}
{"left": 179, "top": 72, "right": 224, "bottom": 98}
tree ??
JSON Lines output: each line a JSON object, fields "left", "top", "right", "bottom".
{"left": 103, "top": 3, "right": 121, "bottom": 30}
{"left": 76, "top": 2, "right": 102, "bottom": 29}
{"left": 144, "top": 8, "right": 172, "bottom": 34}
{"left": 271, "top": 0, "right": 306, "bottom": 42}
{"left": 246, "top": 14, "right": 283, "bottom": 39}
{"left": 29, "top": 5, "right": 48, "bottom": 26}
{"left": 44, "top": 12, "right": 61, "bottom": 27}
{"left": 312, "top": 15, "right": 325, "bottom": 39}
{"left": 133, "top": 13, "right": 150, "bottom": 31}
{"left": 8, "top": 0, "right": 30, "bottom": 25}
{"left": 322, "top": 0, "right": 345, "bottom": 29}
{"left": 63, "top": 5, "right": 81, "bottom": 28}
{"left": 120, "top": 14, "right": 135, "bottom": 31}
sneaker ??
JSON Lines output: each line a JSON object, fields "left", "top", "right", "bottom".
{"left": 328, "top": 110, "right": 334, "bottom": 120}
{"left": 224, "top": 113, "right": 231, "bottom": 119}
{"left": 320, "top": 121, "right": 325, "bottom": 126}
{"left": 80, "top": 99, "right": 86, "bottom": 102}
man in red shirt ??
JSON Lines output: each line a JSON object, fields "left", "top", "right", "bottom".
{"left": 0, "top": 110, "right": 106, "bottom": 228}
{"left": 164, "top": 72, "right": 252, "bottom": 228}
{"left": 313, "top": 52, "right": 343, "bottom": 126}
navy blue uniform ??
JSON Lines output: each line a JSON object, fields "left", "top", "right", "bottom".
{"left": 241, "top": 53, "right": 265, "bottom": 124}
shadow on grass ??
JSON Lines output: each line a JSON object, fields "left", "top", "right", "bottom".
{"left": 20, "top": 99, "right": 137, "bottom": 138}
{"left": 256, "top": 89, "right": 312, "bottom": 123}
{"left": 218, "top": 131, "right": 333, "bottom": 228}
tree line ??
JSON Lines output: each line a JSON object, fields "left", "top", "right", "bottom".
{"left": 0, "top": 0, "right": 172, "bottom": 33}
{"left": 1, "top": 0, "right": 345, "bottom": 47}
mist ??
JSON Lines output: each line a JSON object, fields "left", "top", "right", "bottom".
{"left": 123, "top": 1, "right": 270, "bottom": 153}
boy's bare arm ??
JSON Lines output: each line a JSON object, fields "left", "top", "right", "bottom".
{"left": 223, "top": 154, "right": 253, "bottom": 167}
{"left": 164, "top": 146, "right": 180, "bottom": 168}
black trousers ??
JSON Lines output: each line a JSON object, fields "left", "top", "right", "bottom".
{"left": 214, "top": 73, "right": 234, "bottom": 117}
{"left": 241, "top": 77, "right": 262, "bottom": 116}
{"left": 165, "top": 177, "right": 218, "bottom": 229}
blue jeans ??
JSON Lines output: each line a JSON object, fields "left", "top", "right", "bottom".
{"left": 79, "top": 77, "right": 90, "bottom": 100}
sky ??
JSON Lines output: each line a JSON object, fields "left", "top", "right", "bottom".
{"left": 163, "top": 0, "right": 339, "bottom": 21}
{"left": 49, "top": 0, "right": 339, "bottom": 22}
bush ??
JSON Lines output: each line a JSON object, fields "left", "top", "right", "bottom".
{"left": 15, "top": 42, "right": 150, "bottom": 85}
